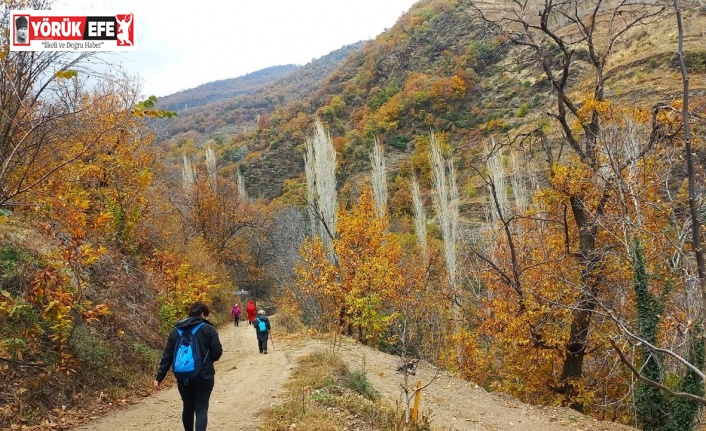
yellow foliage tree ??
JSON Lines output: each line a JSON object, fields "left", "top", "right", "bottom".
{"left": 295, "top": 187, "right": 407, "bottom": 345}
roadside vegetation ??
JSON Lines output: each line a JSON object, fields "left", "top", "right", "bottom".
{"left": 260, "top": 349, "right": 430, "bottom": 431}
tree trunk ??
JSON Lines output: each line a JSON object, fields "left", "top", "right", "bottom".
{"left": 674, "top": 0, "right": 706, "bottom": 380}
{"left": 560, "top": 196, "right": 601, "bottom": 411}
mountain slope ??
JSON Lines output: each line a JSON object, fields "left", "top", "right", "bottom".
{"left": 157, "top": 42, "right": 366, "bottom": 139}
{"left": 232, "top": 0, "right": 706, "bottom": 200}
{"left": 239, "top": 0, "right": 511, "bottom": 198}
{"left": 156, "top": 64, "right": 299, "bottom": 111}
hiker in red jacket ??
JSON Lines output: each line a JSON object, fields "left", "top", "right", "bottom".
{"left": 245, "top": 300, "right": 257, "bottom": 326}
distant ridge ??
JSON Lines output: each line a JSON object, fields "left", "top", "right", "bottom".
{"left": 158, "top": 41, "right": 366, "bottom": 139}
{"left": 156, "top": 64, "right": 300, "bottom": 111}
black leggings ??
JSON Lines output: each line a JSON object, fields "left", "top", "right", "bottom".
{"left": 177, "top": 377, "right": 215, "bottom": 431}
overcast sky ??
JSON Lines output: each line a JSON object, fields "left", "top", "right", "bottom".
{"left": 53, "top": 0, "right": 418, "bottom": 97}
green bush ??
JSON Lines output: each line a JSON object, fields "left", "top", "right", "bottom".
{"left": 343, "top": 369, "right": 380, "bottom": 401}
{"left": 686, "top": 51, "right": 706, "bottom": 72}
{"left": 71, "top": 326, "right": 113, "bottom": 369}
{"left": 466, "top": 184, "right": 478, "bottom": 198}
{"left": 575, "top": 47, "right": 590, "bottom": 61}
{"left": 389, "top": 135, "right": 408, "bottom": 150}
{"left": 131, "top": 340, "right": 161, "bottom": 368}
{"left": 516, "top": 103, "right": 530, "bottom": 118}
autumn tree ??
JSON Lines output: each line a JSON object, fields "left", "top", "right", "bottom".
{"left": 600, "top": 1, "right": 706, "bottom": 427}
{"left": 469, "top": 0, "right": 671, "bottom": 407}
{"left": 429, "top": 132, "right": 460, "bottom": 323}
{"left": 174, "top": 150, "right": 269, "bottom": 279}
{"left": 370, "top": 138, "right": 388, "bottom": 218}
{"left": 304, "top": 119, "right": 337, "bottom": 257}
{"left": 411, "top": 175, "right": 428, "bottom": 265}
{"left": 295, "top": 187, "right": 411, "bottom": 343}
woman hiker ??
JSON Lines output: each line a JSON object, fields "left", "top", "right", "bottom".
{"left": 231, "top": 303, "right": 241, "bottom": 326}
{"left": 246, "top": 299, "right": 257, "bottom": 326}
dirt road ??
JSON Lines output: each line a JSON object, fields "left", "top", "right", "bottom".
{"left": 73, "top": 324, "right": 635, "bottom": 431}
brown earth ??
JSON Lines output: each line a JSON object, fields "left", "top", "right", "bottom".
{"left": 72, "top": 324, "right": 636, "bottom": 431}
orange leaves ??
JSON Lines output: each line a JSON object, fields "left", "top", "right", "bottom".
{"left": 372, "top": 94, "right": 403, "bottom": 133}
{"left": 27, "top": 262, "right": 109, "bottom": 371}
{"left": 295, "top": 187, "right": 408, "bottom": 344}
{"left": 548, "top": 160, "right": 596, "bottom": 197}
{"left": 147, "top": 249, "right": 219, "bottom": 330}
{"left": 131, "top": 95, "right": 176, "bottom": 118}
{"left": 575, "top": 90, "right": 612, "bottom": 124}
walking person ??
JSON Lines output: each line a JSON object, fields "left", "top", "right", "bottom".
{"left": 254, "top": 309, "right": 271, "bottom": 354}
{"left": 246, "top": 299, "right": 256, "bottom": 326}
{"left": 231, "top": 303, "right": 241, "bottom": 327}
{"left": 154, "top": 302, "right": 223, "bottom": 431}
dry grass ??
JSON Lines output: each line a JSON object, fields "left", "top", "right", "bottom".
{"left": 259, "top": 349, "right": 429, "bottom": 431}
{"left": 270, "top": 308, "right": 306, "bottom": 334}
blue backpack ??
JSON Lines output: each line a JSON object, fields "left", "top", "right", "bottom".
{"left": 256, "top": 318, "right": 267, "bottom": 333}
{"left": 173, "top": 322, "right": 205, "bottom": 381}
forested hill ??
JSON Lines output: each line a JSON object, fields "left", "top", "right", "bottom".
{"left": 158, "top": 0, "right": 706, "bottom": 200}
{"left": 156, "top": 42, "right": 365, "bottom": 139}
{"left": 154, "top": 64, "right": 298, "bottom": 112}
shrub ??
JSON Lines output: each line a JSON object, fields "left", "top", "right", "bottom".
{"left": 71, "top": 325, "right": 113, "bottom": 370}
{"left": 260, "top": 349, "right": 397, "bottom": 431}
{"left": 271, "top": 308, "right": 304, "bottom": 334}
{"left": 389, "top": 134, "right": 408, "bottom": 151}
{"left": 343, "top": 369, "right": 380, "bottom": 401}
{"left": 687, "top": 51, "right": 706, "bottom": 72}
{"left": 575, "top": 47, "right": 591, "bottom": 61}
{"left": 516, "top": 103, "right": 530, "bottom": 118}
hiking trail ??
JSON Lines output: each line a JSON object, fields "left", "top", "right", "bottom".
{"left": 73, "top": 323, "right": 636, "bottom": 431}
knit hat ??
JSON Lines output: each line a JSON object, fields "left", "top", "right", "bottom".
{"left": 16, "top": 16, "right": 28, "bottom": 29}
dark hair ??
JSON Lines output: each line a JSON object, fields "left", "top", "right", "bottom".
{"left": 188, "top": 302, "right": 210, "bottom": 317}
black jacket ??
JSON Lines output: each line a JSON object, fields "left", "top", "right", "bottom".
{"left": 155, "top": 317, "right": 223, "bottom": 383}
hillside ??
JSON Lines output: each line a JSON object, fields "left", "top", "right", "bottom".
{"left": 153, "top": 0, "right": 706, "bottom": 201}
{"left": 155, "top": 64, "right": 299, "bottom": 112}
{"left": 3, "top": 0, "right": 706, "bottom": 429}
{"left": 156, "top": 42, "right": 365, "bottom": 140}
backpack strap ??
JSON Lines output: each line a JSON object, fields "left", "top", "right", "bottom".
{"left": 175, "top": 322, "right": 205, "bottom": 337}
{"left": 191, "top": 322, "right": 205, "bottom": 334}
